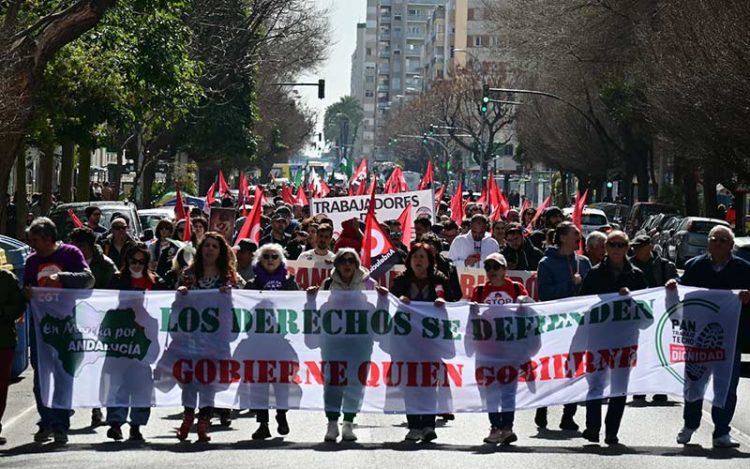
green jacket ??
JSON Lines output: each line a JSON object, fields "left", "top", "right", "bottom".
{"left": 0, "top": 269, "right": 26, "bottom": 349}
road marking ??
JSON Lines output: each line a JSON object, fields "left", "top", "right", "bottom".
{"left": 2, "top": 403, "right": 37, "bottom": 431}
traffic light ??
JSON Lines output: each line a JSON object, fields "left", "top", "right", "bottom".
{"left": 480, "top": 84, "right": 490, "bottom": 114}
{"left": 606, "top": 181, "right": 613, "bottom": 189}
{"left": 428, "top": 125, "right": 435, "bottom": 137}
{"left": 422, "top": 133, "right": 429, "bottom": 145}
{"left": 317, "top": 79, "right": 325, "bottom": 99}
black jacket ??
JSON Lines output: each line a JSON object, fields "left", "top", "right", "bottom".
{"left": 580, "top": 257, "right": 648, "bottom": 296}
{"left": 501, "top": 239, "right": 544, "bottom": 271}
{"left": 390, "top": 271, "right": 449, "bottom": 301}
{"left": 629, "top": 253, "right": 678, "bottom": 287}
{"left": 435, "top": 255, "right": 462, "bottom": 301}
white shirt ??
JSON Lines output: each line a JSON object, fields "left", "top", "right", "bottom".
{"left": 298, "top": 249, "right": 335, "bottom": 264}
{"left": 448, "top": 232, "right": 500, "bottom": 267}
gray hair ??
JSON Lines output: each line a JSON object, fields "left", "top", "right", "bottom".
{"left": 586, "top": 231, "right": 607, "bottom": 250}
{"left": 333, "top": 248, "right": 361, "bottom": 269}
{"left": 708, "top": 225, "right": 734, "bottom": 241}
{"left": 254, "top": 243, "right": 287, "bottom": 265}
{"left": 27, "top": 217, "right": 57, "bottom": 241}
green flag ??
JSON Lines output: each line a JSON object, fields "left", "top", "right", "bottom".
{"left": 339, "top": 156, "right": 352, "bottom": 178}
{"left": 292, "top": 165, "right": 305, "bottom": 188}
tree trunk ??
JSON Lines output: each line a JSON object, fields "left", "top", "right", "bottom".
{"left": 76, "top": 142, "right": 92, "bottom": 202}
{"left": 14, "top": 146, "right": 27, "bottom": 239}
{"left": 59, "top": 139, "right": 75, "bottom": 202}
{"left": 702, "top": 165, "right": 718, "bottom": 218}
{"left": 113, "top": 148, "right": 124, "bottom": 200}
{"left": 39, "top": 143, "right": 55, "bottom": 214}
{"left": 684, "top": 170, "right": 699, "bottom": 216}
{"left": 141, "top": 160, "right": 155, "bottom": 208}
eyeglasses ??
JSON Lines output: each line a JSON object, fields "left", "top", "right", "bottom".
{"left": 337, "top": 257, "right": 357, "bottom": 265}
{"left": 709, "top": 236, "right": 732, "bottom": 244}
{"left": 130, "top": 258, "right": 145, "bottom": 265}
{"left": 484, "top": 262, "right": 505, "bottom": 271}
{"left": 606, "top": 241, "right": 628, "bottom": 248}
{"left": 262, "top": 254, "right": 280, "bottom": 260}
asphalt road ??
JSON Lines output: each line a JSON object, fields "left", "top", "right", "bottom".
{"left": 1, "top": 360, "right": 749, "bottom": 469}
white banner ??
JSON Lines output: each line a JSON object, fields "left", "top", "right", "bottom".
{"left": 287, "top": 260, "right": 537, "bottom": 300}
{"left": 308, "top": 189, "right": 435, "bottom": 235}
{"left": 31, "top": 287, "right": 740, "bottom": 412}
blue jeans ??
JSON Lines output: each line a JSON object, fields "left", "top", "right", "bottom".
{"left": 683, "top": 350, "right": 741, "bottom": 438}
{"left": 31, "top": 350, "right": 70, "bottom": 433}
{"left": 106, "top": 407, "right": 150, "bottom": 427}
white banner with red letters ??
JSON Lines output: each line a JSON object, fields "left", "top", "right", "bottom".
{"left": 31, "top": 286, "right": 739, "bottom": 411}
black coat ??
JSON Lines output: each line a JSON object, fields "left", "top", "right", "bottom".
{"left": 390, "top": 271, "right": 449, "bottom": 301}
{"left": 501, "top": 239, "right": 544, "bottom": 271}
{"left": 580, "top": 257, "right": 648, "bottom": 296}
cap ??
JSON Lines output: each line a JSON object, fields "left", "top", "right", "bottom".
{"left": 271, "top": 212, "right": 286, "bottom": 221}
{"left": 275, "top": 206, "right": 292, "bottom": 217}
{"left": 631, "top": 234, "right": 652, "bottom": 247}
{"left": 484, "top": 252, "right": 507, "bottom": 267}
{"left": 233, "top": 239, "right": 258, "bottom": 253}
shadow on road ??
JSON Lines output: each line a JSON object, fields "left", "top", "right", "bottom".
{"left": 2, "top": 440, "right": 748, "bottom": 460}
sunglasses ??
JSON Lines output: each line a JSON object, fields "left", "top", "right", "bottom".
{"left": 336, "top": 257, "right": 357, "bottom": 265}
{"left": 130, "top": 258, "right": 145, "bottom": 265}
{"left": 607, "top": 241, "right": 628, "bottom": 248}
{"left": 484, "top": 262, "right": 505, "bottom": 271}
{"left": 262, "top": 254, "right": 280, "bottom": 260}
{"left": 709, "top": 236, "right": 731, "bottom": 244}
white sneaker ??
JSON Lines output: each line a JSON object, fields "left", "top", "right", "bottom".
{"left": 324, "top": 421, "right": 339, "bottom": 442}
{"left": 341, "top": 422, "right": 357, "bottom": 441}
{"left": 676, "top": 427, "right": 696, "bottom": 444}
{"left": 404, "top": 428, "right": 422, "bottom": 441}
{"left": 713, "top": 434, "right": 741, "bottom": 448}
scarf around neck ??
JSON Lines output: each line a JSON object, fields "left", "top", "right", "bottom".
{"left": 253, "top": 263, "right": 289, "bottom": 290}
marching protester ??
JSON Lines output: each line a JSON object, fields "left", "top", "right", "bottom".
{"left": 191, "top": 217, "right": 208, "bottom": 246}
{"left": 529, "top": 206, "right": 564, "bottom": 251}
{"left": 233, "top": 239, "right": 257, "bottom": 283}
{"left": 243, "top": 243, "right": 298, "bottom": 439}
{"left": 669, "top": 225, "right": 750, "bottom": 448}
{"left": 261, "top": 212, "right": 292, "bottom": 248}
{"left": 148, "top": 219, "right": 180, "bottom": 278}
{"left": 521, "top": 207, "right": 536, "bottom": 228}
{"left": 83, "top": 206, "right": 107, "bottom": 237}
{"left": 534, "top": 221, "right": 592, "bottom": 432}
{"left": 103, "top": 244, "right": 161, "bottom": 442}
{"left": 585, "top": 231, "right": 607, "bottom": 267}
{"left": 176, "top": 232, "right": 242, "bottom": 442}
{"left": 298, "top": 223, "right": 335, "bottom": 263}
{"left": 99, "top": 217, "right": 137, "bottom": 270}
{"left": 414, "top": 217, "right": 432, "bottom": 242}
{"left": 629, "top": 234, "right": 678, "bottom": 404}
{"left": 0, "top": 265, "right": 26, "bottom": 446}
{"left": 578, "top": 230, "right": 648, "bottom": 445}
{"left": 390, "top": 243, "right": 452, "bottom": 442}
{"left": 306, "top": 248, "right": 381, "bottom": 442}
{"left": 24, "top": 218, "right": 95, "bottom": 444}
{"left": 470, "top": 252, "right": 531, "bottom": 445}
{"left": 448, "top": 214, "right": 499, "bottom": 268}
{"left": 421, "top": 232, "right": 462, "bottom": 302}
{"left": 501, "top": 223, "right": 543, "bottom": 271}
{"left": 491, "top": 220, "right": 508, "bottom": 249}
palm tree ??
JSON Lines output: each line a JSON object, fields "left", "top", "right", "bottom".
{"left": 323, "top": 96, "right": 364, "bottom": 159}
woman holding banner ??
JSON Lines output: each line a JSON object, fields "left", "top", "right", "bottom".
{"left": 176, "top": 232, "right": 242, "bottom": 442}
{"left": 103, "top": 244, "right": 160, "bottom": 442}
{"left": 534, "top": 222, "right": 592, "bottom": 431}
{"left": 306, "top": 248, "right": 381, "bottom": 443}
{"left": 243, "top": 243, "right": 298, "bottom": 439}
{"left": 390, "top": 243, "right": 452, "bottom": 442}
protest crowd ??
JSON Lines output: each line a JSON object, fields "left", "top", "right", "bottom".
{"left": 0, "top": 164, "right": 748, "bottom": 450}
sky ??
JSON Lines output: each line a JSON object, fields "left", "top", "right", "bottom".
{"left": 297, "top": 0, "right": 367, "bottom": 146}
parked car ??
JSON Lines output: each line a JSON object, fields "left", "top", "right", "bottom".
{"left": 665, "top": 217, "right": 731, "bottom": 267}
{"left": 48, "top": 201, "right": 143, "bottom": 241}
{"left": 733, "top": 236, "right": 750, "bottom": 264}
{"left": 625, "top": 202, "right": 681, "bottom": 238}
{"left": 588, "top": 202, "right": 630, "bottom": 227}
{"left": 563, "top": 207, "right": 610, "bottom": 237}
{"left": 138, "top": 208, "right": 176, "bottom": 231}
{"left": 652, "top": 215, "right": 683, "bottom": 257}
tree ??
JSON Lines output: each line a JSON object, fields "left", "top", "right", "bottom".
{"left": 323, "top": 96, "right": 363, "bottom": 164}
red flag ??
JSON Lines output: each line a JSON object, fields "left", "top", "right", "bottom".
{"left": 365, "top": 176, "right": 376, "bottom": 196}
{"left": 218, "top": 170, "right": 231, "bottom": 197}
{"left": 281, "top": 185, "right": 296, "bottom": 205}
{"left": 450, "top": 181, "right": 464, "bottom": 224}
{"left": 521, "top": 198, "right": 530, "bottom": 214}
{"left": 182, "top": 214, "right": 192, "bottom": 242}
{"left": 397, "top": 203, "right": 413, "bottom": 247}
{"left": 434, "top": 184, "right": 446, "bottom": 207}
{"left": 67, "top": 209, "right": 84, "bottom": 228}
{"left": 489, "top": 177, "right": 509, "bottom": 220}
{"left": 361, "top": 183, "right": 399, "bottom": 276}
{"left": 296, "top": 185, "right": 308, "bottom": 206}
{"left": 527, "top": 195, "right": 551, "bottom": 232}
{"left": 572, "top": 189, "right": 589, "bottom": 254}
{"left": 237, "top": 172, "right": 249, "bottom": 207}
{"left": 318, "top": 180, "right": 331, "bottom": 198}
{"left": 418, "top": 161, "right": 434, "bottom": 190}
{"left": 234, "top": 185, "right": 265, "bottom": 245}
{"left": 384, "top": 166, "right": 408, "bottom": 194}
{"left": 205, "top": 182, "right": 216, "bottom": 207}
{"left": 174, "top": 183, "right": 187, "bottom": 221}
{"left": 349, "top": 159, "right": 368, "bottom": 192}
